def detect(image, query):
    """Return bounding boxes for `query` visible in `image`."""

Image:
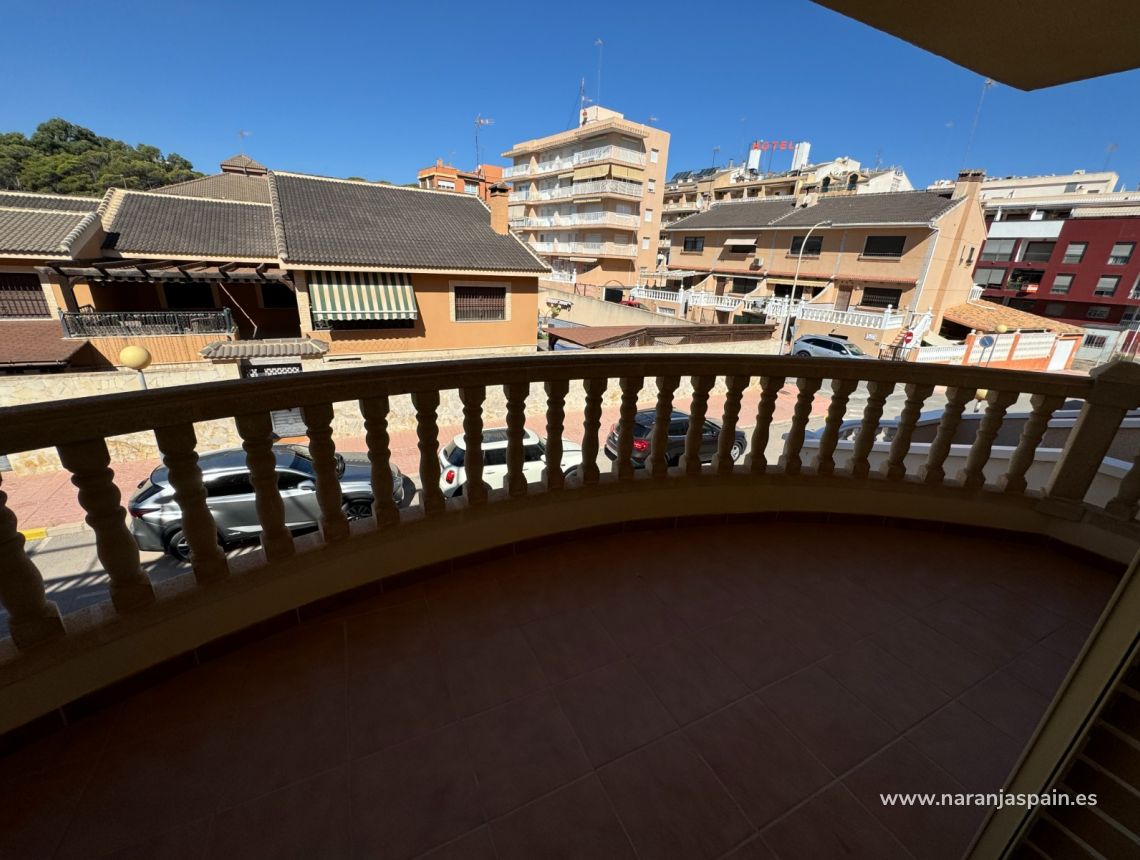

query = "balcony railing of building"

[2,355,1138,733]
[505,147,647,180]
[515,180,644,203]
[515,212,640,230]
[531,241,638,258]
[59,309,236,339]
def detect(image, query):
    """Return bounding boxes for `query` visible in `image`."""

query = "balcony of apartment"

[502,148,647,182]
[58,308,236,339]
[1,354,1137,858]
[532,240,638,259]
[517,180,645,204]
[516,212,640,231]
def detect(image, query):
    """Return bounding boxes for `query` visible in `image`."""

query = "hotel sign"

[757,140,799,151]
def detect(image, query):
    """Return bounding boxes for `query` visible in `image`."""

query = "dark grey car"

[128,444,409,561]
[603,409,747,468]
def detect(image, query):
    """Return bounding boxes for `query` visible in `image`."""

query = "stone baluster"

[503,381,529,497]
[880,383,935,481]
[411,390,445,515]
[613,376,644,481]
[811,378,859,476]
[919,387,976,485]
[780,377,824,476]
[57,439,155,611]
[0,473,65,649]
[234,412,295,561]
[1105,453,1140,520]
[998,394,1065,494]
[1045,361,1140,515]
[580,378,606,486]
[649,374,680,479]
[680,374,715,475]
[360,395,401,527]
[543,379,570,490]
[154,424,229,582]
[458,386,489,505]
[847,380,894,479]
[958,390,1020,490]
[713,374,748,475]
[300,403,351,542]
[745,376,785,474]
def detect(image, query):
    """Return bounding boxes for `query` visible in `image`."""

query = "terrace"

[0,353,1137,859]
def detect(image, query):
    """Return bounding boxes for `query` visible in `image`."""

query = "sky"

[5,0,1139,191]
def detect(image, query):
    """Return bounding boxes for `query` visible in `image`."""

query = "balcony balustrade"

[501,147,647,181]
[59,309,236,338]
[532,241,638,258]
[516,212,640,230]
[1,354,1138,737]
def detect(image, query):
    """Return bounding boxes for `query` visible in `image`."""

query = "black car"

[603,409,747,468]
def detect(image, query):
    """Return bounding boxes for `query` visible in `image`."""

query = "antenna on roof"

[594,39,604,105]
[474,115,494,170]
[1104,142,1119,172]
[962,78,994,167]
[237,129,251,156]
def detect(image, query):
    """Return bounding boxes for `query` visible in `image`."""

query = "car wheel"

[563,465,579,479]
[164,528,201,564]
[730,441,744,462]
[667,454,680,467]
[795,350,811,357]
[342,499,373,520]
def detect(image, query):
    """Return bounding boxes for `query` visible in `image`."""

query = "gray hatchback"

[792,334,874,359]
[128,444,408,561]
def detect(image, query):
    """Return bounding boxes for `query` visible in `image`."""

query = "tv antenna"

[237,129,252,155]
[1104,143,1119,172]
[712,146,721,169]
[594,39,604,105]
[474,115,494,168]
[962,78,994,166]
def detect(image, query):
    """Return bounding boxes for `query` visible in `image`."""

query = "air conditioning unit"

[750,257,764,269]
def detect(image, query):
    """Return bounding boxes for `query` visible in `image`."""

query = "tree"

[0,118,204,196]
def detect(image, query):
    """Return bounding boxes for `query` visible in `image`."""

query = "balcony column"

[503,381,529,497]
[650,375,680,478]
[680,375,715,475]
[542,380,570,490]
[1043,361,1140,517]
[360,395,402,527]
[958,391,1019,490]
[812,378,859,476]
[781,377,825,476]
[234,412,295,561]
[580,378,607,486]
[57,439,156,612]
[881,383,935,481]
[848,380,895,479]
[0,473,65,648]
[1105,453,1140,520]
[612,377,644,481]
[411,391,446,515]
[300,402,350,542]
[713,375,749,475]
[998,394,1065,494]
[154,424,229,582]
[458,386,489,504]
[920,387,977,485]
[746,376,786,474]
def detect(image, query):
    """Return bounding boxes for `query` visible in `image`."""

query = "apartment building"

[638,171,990,356]
[502,106,669,289]
[930,169,1121,199]
[417,160,504,202]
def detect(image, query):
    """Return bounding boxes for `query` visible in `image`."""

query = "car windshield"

[844,343,865,356]
[443,442,465,466]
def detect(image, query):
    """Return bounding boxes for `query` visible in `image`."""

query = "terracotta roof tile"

[0,208,94,255]
[941,301,1085,335]
[104,193,276,259]
[0,320,88,366]
[153,173,270,203]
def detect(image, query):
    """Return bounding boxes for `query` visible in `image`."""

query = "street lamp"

[119,345,152,390]
[780,219,832,352]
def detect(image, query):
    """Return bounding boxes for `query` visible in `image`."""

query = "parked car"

[439,427,584,497]
[603,409,747,468]
[128,444,410,562]
[792,334,874,359]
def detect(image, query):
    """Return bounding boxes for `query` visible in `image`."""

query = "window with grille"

[0,274,50,318]
[860,287,903,309]
[454,286,506,321]
[862,235,906,257]
[683,236,705,252]
[790,235,823,256]
[1094,275,1120,296]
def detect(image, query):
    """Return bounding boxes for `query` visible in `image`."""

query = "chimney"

[488,183,510,235]
[952,169,985,199]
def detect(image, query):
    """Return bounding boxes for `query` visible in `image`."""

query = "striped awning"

[307,271,418,321]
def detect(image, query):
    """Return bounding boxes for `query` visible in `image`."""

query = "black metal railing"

[59,309,235,338]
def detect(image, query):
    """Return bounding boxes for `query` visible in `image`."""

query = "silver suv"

[792,334,874,359]
[439,428,584,497]
[128,444,407,561]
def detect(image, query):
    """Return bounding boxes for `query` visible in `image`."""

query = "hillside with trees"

[0,119,202,197]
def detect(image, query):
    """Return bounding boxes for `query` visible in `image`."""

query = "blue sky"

[6,0,1139,190]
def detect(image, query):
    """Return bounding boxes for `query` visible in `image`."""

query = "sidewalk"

[6,385,822,532]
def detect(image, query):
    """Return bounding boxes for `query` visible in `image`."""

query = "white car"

[439,428,584,497]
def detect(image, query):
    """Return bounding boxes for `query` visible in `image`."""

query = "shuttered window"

[454,286,506,321]
[0,274,50,318]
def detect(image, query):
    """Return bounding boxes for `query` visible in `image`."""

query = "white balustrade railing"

[746,298,904,330]
[913,344,969,364]
[532,241,637,258]
[517,212,640,230]
[631,286,685,303]
[503,163,531,179]
[504,147,646,181]
[1012,331,1060,361]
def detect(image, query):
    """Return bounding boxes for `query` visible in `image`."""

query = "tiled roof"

[199,338,328,360]
[104,193,277,259]
[942,301,1085,335]
[666,191,962,232]
[0,320,89,366]
[270,173,547,271]
[663,199,796,231]
[0,192,99,212]
[153,173,270,204]
[0,207,96,255]
[219,154,267,173]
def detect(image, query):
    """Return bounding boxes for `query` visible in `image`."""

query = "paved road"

[6,383,1042,633]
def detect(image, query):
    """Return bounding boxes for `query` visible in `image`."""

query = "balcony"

[516,212,640,230]
[531,241,638,258]
[502,163,532,179]
[0,356,1137,858]
[526,180,644,203]
[59,309,236,338]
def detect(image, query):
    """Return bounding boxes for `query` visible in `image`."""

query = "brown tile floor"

[0,522,1119,860]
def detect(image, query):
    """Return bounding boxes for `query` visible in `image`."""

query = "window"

[1094,275,1120,296]
[1123,306,1140,323]
[667,419,689,436]
[650,149,659,164]
[682,236,705,253]
[1108,242,1135,265]
[966,246,975,264]
[860,287,903,309]
[437,179,455,190]
[261,283,297,309]
[1132,275,1140,299]
[1087,306,1111,319]
[464,182,480,195]
[163,283,215,310]
[647,179,656,193]
[1051,274,1074,295]
[484,448,508,467]
[980,239,1016,261]
[790,235,823,256]
[276,472,310,491]
[205,474,255,497]
[454,285,506,321]
[730,278,754,294]
[974,269,1006,287]
[641,237,650,250]
[1021,241,1056,263]
[644,208,653,222]
[0,273,49,318]
[1062,242,1087,264]
[523,444,545,463]
[1043,303,1066,316]
[862,235,906,257]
